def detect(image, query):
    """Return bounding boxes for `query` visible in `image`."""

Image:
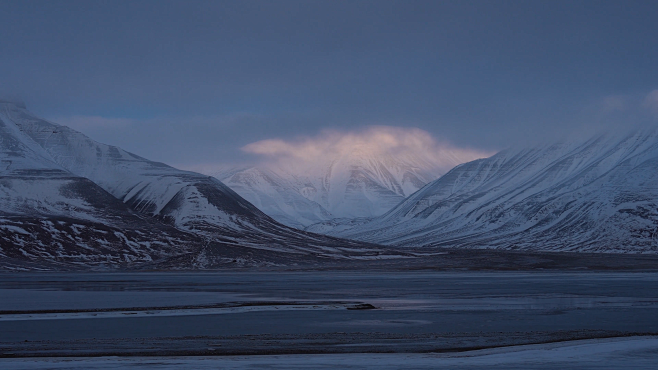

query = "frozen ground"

[2,337,658,369]
[0,271,657,367]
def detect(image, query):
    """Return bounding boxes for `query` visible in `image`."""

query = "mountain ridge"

[325,130,658,253]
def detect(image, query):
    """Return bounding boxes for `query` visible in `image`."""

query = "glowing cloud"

[242,126,493,173]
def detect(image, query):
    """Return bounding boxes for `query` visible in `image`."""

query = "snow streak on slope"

[332,130,658,253]
[207,127,489,228]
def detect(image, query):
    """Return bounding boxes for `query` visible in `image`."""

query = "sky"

[1,0,657,169]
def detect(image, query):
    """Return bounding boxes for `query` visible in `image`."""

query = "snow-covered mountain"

[0,100,200,268]
[328,130,658,253]
[0,101,392,269]
[212,166,333,228]
[211,132,485,228]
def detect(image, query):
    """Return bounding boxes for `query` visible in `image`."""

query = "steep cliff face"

[331,131,658,253]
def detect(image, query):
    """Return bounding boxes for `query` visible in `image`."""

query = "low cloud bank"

[242,126,493,173]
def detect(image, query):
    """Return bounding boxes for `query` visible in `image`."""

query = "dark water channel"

[0,271,657,356]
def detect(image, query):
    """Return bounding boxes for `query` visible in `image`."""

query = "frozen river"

[3,337,658,369]
[1,271,657,368]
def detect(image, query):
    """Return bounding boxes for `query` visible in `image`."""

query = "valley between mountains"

[1,99,658,271]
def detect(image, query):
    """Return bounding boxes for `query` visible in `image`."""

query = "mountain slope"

[0,101,391,269]
[5,104,264,234]
[213,141,481,228]
[332,130,658,253]
[214,167,332,228]
[0,101,202,269]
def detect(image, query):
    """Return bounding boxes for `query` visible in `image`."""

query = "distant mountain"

[212,167,332,228]
[328,130,658,253]
[212,140,482,228]
[0,101,392,269]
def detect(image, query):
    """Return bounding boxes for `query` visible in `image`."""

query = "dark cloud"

[1,0,657,166]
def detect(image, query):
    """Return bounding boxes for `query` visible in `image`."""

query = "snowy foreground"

[1,271,657,369]
[2,337,658,369]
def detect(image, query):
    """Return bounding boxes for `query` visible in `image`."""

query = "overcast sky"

[1,0,657,169]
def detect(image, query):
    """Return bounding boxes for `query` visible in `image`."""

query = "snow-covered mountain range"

[4,98,657,266]
[0,101,390,269]
[324,130,658,253]
[208,129,487,228]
